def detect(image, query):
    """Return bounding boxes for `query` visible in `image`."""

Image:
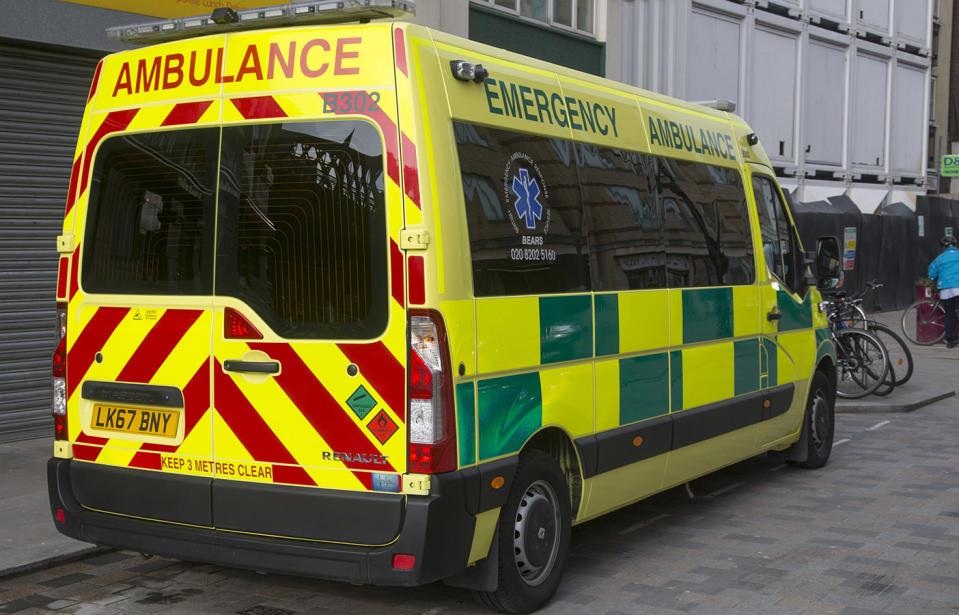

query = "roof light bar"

[107,0,416,44]
[694,98,737,113]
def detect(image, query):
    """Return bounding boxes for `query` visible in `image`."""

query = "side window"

[215,121,388,339]
[83,128,219,295]
[753,174,802,293]
[454,122,588,296]
[658,158,754,288]
[578,144,665,290]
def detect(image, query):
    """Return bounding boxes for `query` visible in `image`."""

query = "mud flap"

[443,526,499,592]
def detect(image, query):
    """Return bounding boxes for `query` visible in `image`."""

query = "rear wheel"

[901,300,945,345]
[475,450,571,614]
[789,370,835,468]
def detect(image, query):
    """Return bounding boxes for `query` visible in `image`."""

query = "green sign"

[941,155,959,177]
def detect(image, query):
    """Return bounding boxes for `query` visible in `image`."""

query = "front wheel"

[475,450,571,614]
[901,299,945,345]
[866,322,914,386]
[834,329,889,398]
[789,370,835,468]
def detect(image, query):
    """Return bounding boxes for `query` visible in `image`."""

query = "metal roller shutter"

[0,42,100,442]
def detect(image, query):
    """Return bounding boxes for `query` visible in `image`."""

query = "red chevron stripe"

[57,257,68,300]
[73,109,139,214]
[87,60,103,102]
[68,246,79,300]
[67,306,130,397]
[249,343,397,479]
[74,443,100,461]
[390,239,404,306]
[408,255,424,305]
[213,363,315,486]
[401,133,420,208]
[66,155,82,215]
[394,28,408,76]
[162,100,214,126]
[230,96,287,119]
[335,341,405,423]
[128,451,161,471]
[116,310,203,384]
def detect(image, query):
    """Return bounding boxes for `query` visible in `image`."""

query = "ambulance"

[48,2,842,612]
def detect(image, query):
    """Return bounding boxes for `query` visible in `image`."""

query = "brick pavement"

[2,400,958,614]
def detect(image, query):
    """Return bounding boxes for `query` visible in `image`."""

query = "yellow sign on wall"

[58,0,277,19]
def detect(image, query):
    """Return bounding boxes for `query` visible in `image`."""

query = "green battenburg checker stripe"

[346,385,376,419]
[540,294,592,364]
[620,353,668,424]
[594,294,619,356]
[734,338,760,395]
[761,337,778,387]
[670,350,683,411]
[477,372,542,461]
[777,290,812,331]
[455,382,476,466]
[683,287,733,343]
[815,327,835,365]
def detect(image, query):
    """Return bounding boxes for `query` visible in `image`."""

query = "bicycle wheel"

[901,299,945,345]
[841,304,868,328]
[866,321,914,386]
[834,329,889,398]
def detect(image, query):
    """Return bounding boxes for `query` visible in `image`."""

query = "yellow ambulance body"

[48,10,837,612]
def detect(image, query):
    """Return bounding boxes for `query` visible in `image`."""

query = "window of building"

[474,0,596,34]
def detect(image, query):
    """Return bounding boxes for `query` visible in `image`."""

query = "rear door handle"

[223,359,280,374]
[767,309,782,322]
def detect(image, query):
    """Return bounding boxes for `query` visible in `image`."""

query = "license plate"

[92,404,178,438]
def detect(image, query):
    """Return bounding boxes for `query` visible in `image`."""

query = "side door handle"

[223,359,280,374]
[767,308,782,322]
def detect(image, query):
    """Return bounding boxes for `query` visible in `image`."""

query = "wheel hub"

[512,480,560,586]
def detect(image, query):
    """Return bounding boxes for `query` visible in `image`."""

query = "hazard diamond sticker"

[347,385,377,420]
[367,409,398,445]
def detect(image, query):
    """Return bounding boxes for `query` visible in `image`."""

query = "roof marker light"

[107,0,417,45]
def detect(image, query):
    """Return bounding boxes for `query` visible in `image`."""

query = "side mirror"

[815,236,842,290]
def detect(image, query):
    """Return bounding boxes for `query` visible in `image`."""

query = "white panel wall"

[855,0,892,35]
[850,49,889,168]
[686,5,743,103]
[894,0,931,47]
[891,60,927,175]
[803,36,848,167]
[806,0,851,25]
[749,20,800,165]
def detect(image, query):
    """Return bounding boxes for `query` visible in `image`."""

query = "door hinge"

[403,473,431,495]
[56,233,76,254]
[399,229,429,250]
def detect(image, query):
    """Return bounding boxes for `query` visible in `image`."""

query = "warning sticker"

[347,385,377,419]
[367,409,398,445]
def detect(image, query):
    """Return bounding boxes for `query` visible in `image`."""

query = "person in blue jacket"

[928,235,959,348]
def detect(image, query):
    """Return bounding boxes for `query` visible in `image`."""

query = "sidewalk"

[1,309,955,579]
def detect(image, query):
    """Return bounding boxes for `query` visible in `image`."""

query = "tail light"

[52,302,68,440]
[407,309,456,474]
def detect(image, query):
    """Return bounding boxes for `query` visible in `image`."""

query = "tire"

[901,300,945,345]
[834,329,889,399]
[475,450,571,614]
[789,371,834,468]
[841,304,868,328]
[865,321,914,387]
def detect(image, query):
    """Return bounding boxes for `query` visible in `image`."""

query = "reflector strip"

[390,240,404,306]
[57,257,68,299]
[162,100,214,126]
[87,60,103,103]
[336,341,405,422]
[401,133,420,207]
[408,255,424,305]
[214,364,316,486]
[68,244,80,300]
[394,28,408,77]
[66,155,82,215]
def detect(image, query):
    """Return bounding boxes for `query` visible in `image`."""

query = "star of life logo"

[511,168,543,230]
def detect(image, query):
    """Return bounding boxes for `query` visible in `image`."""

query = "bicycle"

[901,286,958,345]
[825,281,913,389]
[821,298,890,398]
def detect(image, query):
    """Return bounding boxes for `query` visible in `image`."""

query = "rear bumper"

[47,457,511,586]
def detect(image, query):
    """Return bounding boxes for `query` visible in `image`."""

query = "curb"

[0,546,113,580]
[836,390,955,414]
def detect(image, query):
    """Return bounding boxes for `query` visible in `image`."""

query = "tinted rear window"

[82,121,387,340]
[83,128,218,295]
